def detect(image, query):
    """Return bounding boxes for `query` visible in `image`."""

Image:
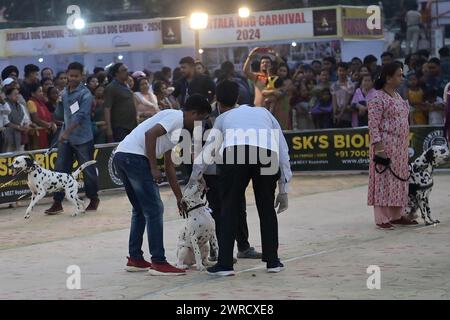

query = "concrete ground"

[0,173,449,300]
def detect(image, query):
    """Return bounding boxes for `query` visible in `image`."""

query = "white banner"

[1,19,163,57]
[196,9,316,46]
[0,6,383,57]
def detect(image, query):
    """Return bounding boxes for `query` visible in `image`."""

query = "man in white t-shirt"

[190,80,292,276]
[113,94,212,276]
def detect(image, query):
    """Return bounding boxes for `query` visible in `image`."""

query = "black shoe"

[207,264,235,277]
[208,256,238,264]
[267,260,285,273]
[237,247,262,259]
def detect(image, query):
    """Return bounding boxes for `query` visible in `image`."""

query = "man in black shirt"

[20,64,40,101]
[172,57,215,107]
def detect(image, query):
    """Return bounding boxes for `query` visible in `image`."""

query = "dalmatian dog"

[176,179,218,272]
[405,145,450,225]
[11,156,97,219]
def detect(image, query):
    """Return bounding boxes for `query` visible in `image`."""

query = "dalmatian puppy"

[11,156,97,219]
[176,179,218,271]
[405,145,450,225]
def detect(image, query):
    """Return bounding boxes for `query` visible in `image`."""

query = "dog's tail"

[72,161,97,179]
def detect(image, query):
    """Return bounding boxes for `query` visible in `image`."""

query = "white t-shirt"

[116,109,183,157]
[193,105,292,186]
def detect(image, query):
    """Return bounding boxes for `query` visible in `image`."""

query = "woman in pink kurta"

[368,63,417,229]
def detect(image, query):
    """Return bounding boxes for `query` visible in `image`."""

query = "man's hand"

[275,193,288,214]
[177,197,188,219]
[151,167,164,184]
[59,131,69,143]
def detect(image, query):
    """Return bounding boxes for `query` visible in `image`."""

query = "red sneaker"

[148,261,186,276]
[125,257,152,272]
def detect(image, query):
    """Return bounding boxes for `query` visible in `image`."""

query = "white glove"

[274,193,288,214]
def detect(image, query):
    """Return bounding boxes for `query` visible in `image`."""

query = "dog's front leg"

[176,246,190,270]
[24,191,46,219]
[422,196,439,224]
[191,237,206,271]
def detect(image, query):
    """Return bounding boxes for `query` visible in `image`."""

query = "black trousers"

[204,174,250,253]
[218,145,280,268]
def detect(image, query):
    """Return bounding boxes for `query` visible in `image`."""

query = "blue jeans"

[113,152,166,262]
[54,140,99,202]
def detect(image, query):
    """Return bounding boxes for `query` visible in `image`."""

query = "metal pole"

[194,30,200,60]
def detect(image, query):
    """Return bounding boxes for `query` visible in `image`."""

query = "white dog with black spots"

[405,145,450,225]
[176,179,218,271]
[11,156,96,219]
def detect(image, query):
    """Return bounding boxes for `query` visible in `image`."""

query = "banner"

[1,18,163,57]
[0,143,185,204]
[0,5,383,57]
[285,126,449,171]
[341,6,383,39]
[2,126,445,204]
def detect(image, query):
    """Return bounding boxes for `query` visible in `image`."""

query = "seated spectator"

[309,69,331,108]
[323,57,338,82]
[86,75,99,95]
[21,64,40,102]
[406,72,428,125]
[27,83,56,150]
[2,87,33,152]
[219,61,254,106]
[93,85,107,144]
[331,62,355,128]
[424,88,445,125]
[133,77,159,122]
[425,58,446,97]
[41,77,54,102]
[350,57,363,75]
[311,60,323,77]
[195,60,210,76]
[381,52,394,67]
[311,88,333,129]
[46,86,63,146]
[41,67,54,80]
[363,55,380,78]
[153,80,175,110]
[55,71,68,92]
[351,74,376,127]
[127,75,135,91]
[290,82,314,130]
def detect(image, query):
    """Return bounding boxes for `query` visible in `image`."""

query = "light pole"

[190,12,208,61]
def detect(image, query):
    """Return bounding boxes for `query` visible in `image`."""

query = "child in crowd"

[331,63,355,128]
[290,83,313,130]
[311,88,333,129]
[406,72,428,125]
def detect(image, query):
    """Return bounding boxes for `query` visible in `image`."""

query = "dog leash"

[374,155,411,182]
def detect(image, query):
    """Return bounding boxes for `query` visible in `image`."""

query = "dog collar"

[186,202,207,214]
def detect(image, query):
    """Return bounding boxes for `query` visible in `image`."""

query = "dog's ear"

[24,156,35,168]
[425,148,435,164]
